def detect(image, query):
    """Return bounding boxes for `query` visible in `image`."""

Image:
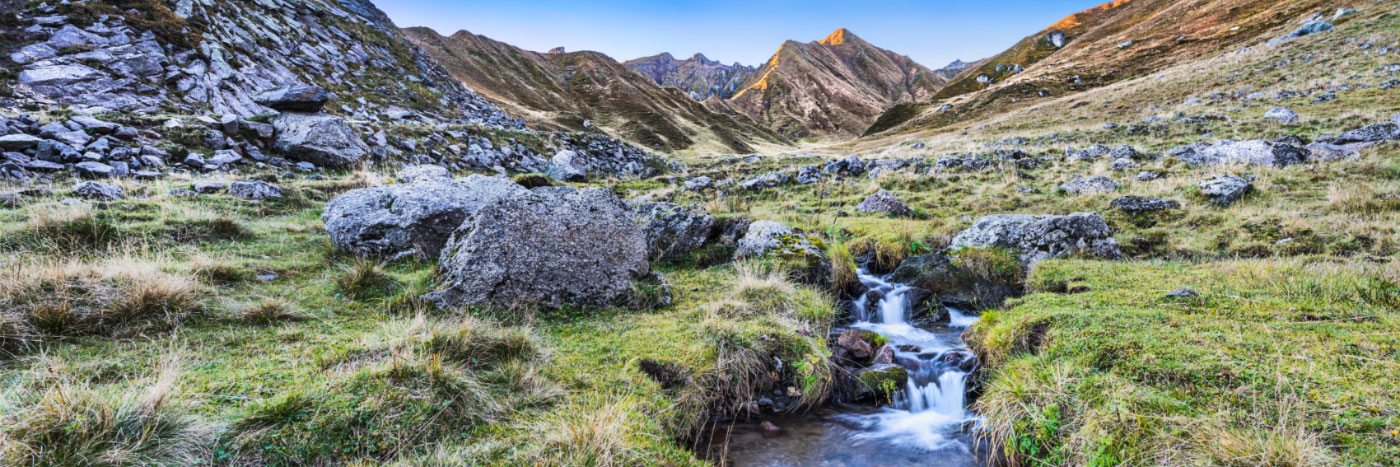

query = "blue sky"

[380,0,1108,69]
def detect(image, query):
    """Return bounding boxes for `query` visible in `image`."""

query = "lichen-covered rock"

[396,164,451,183]
[951,213,1121,267]
[229,180,283,200]
[1332,122,1400,145]
[1172,140,1307,167]
[734,221,821,259]
[630,201,716,261]
[1110,196,1182,215]
[1060,175,1119,195]
[253,85,331,112]
[856,189,914,216]
[272,113,370,168]
[1198,174,1252,207]
[71,181,124,201]
[1303,143,1360,162]
[323,175,526,260]
[425,187,656,309]
[857,364,908,399]
[1264,107,1299,124]
[547,150,587,182]
[890,252,1022,310]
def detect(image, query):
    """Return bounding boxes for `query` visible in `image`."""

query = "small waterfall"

[841,268,980,452]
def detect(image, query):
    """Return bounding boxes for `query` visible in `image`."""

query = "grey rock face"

[74,161,115,179]
[71,181,124,201]
[1173,140,1307,167]
[229,180,283,200]
[426,187,653,309]
[547,150,587,182]
[396,164,451,183]
[1332,122,1399,144]
[823,156,865,176]
[1060,176,1119,195]
[1198,174,1252,207]
[890,253,1021,310]
[1110,196,1181,215]
[683,176,714,191]
[734,220,821,259]
[254,85,331,112]
[324,175,526,260]
[272,113,370,168]
[856,189,914,216]
[0,134,43,150]
[631,201,716,261]
[951,213,1121,267]
[1264,107,1299,124]
[1303,143,1360,162]
[795,165,822,184]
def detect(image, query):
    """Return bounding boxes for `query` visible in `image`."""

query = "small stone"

[71,181,124,201]
[1166,288,1198,299]
[229,180,283,200]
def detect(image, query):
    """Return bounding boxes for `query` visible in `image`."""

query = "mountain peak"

[689,53,712,64]
[819,28,857,46]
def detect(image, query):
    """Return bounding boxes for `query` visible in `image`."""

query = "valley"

[1,0,1398,466]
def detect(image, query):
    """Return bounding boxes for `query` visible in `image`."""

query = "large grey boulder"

[734,220,821,259]
[1110,196,1181,215]
[229,180,284,200]
[951,213,1121,267]
[425,187,655,309]
[856,189,914,216]
[254,85,330,112]
[631,201,716,261]
[1332,122,1399,144]
[547,150,587,182]
[1304,143,1360,162]
[1174,140,1307,167]
[71,181,124,201]
[271,113,369,168]
[890,253,1021,310]
[324,175,526,260]
[1198,174,1252,207]
[1060,176,1119,195]
[0,134,43,150]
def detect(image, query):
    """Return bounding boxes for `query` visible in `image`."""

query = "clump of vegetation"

[335,259,401,301]
[8,203,122,252]
[826,241,859,294]
[236,297,307,325]
[0,257,202,355]
[0,359,215,465]
[227,314,559,462]
[512,173,554,188]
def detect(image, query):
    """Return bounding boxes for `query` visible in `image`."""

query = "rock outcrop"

[631,202,716,262]
[426,187,656,309]
[952,213,1121,267]
[323,175,526,260]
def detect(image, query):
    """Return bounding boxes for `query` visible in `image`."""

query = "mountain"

[727,28,949,138]
[622,53,759,101]
[865,0,1334,136]
[403,28,786,154]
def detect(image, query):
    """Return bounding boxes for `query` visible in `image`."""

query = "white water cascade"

[841,268,980,452]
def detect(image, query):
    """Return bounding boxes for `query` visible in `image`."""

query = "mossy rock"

[857,364,908,400]
[512,173,553,189]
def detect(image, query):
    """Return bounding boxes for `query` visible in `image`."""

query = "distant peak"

[820,28,856,46]
[689,53,711,63]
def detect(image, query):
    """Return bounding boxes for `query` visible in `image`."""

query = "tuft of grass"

[335,259,401,301]
[0,359,215,466]
[531,394,642,467]
[237,297,307,325]
[189,253,247,284]
[0,257,202,350]
[11,203,122,251]
[827,241,859,295]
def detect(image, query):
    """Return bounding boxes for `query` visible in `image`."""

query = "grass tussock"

[0,257,202,355]
[531,394,644,466]
[237,297,308,325]
[10,203,122,251]
[336,258,401,301]
[0,358,215,466]
[228,313,559,462]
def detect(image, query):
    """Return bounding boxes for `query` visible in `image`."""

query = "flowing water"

[711,269,982,466]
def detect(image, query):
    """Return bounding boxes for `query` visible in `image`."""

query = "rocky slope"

[622,53,759,101]
[727,28,949,138]
[0,0,671,184]
[865,0,1336,136]
[403,28,787,154]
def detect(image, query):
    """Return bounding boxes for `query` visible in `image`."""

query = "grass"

[966,258,1400,465]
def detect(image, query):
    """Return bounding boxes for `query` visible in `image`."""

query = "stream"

[710,269,983,466]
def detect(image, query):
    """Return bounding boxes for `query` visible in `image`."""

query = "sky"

[378,0,1109,69]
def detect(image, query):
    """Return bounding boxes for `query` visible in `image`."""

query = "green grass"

[966,258,1400,465]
